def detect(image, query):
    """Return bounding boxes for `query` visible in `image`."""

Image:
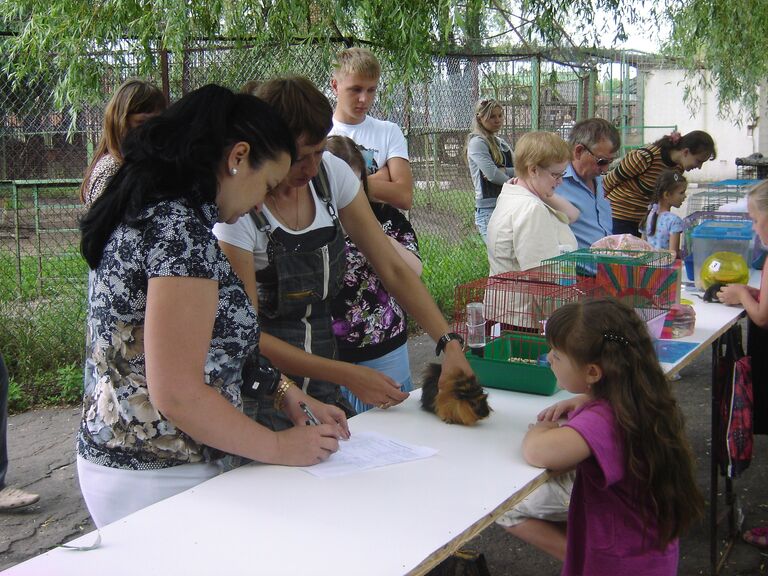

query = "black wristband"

[435,332,465,356]
[241,355,282,399]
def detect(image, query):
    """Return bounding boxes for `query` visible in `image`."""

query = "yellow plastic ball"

[700,251,750,289]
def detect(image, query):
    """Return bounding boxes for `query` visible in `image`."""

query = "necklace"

[268,189,301,231]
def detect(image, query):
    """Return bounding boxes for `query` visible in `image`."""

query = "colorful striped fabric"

[604,145,682,223]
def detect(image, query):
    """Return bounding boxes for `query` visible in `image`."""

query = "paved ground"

[2,332,768,574]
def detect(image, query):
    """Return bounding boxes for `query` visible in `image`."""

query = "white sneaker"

[0,486,40,510]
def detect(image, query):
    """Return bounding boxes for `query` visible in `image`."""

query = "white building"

[639,68,758,182]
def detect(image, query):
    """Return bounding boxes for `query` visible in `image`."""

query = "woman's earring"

[230,168,238,176]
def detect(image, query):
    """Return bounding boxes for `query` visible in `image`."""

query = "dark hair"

[326,135,369,197]
[655,130,716,160]
[79,79,166,203]
[569,118,621,152]
[641,170,688,235]
[546,298,703,548]
[251,76,333,145]
[80,84,296,269]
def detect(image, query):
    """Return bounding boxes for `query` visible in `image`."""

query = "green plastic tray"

[466,333,558,396]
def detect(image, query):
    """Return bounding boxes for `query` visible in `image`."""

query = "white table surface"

[7,272,759,575]
[662,269,760,375]
[5,388,571,576]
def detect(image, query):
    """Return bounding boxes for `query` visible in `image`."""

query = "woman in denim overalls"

[215,76,474,428]
[243,160,355,430]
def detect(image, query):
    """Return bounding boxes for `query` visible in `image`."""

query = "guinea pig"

[420,363,491,425]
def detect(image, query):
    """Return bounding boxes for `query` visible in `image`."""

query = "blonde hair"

[749,180,768,214]
[332,47,381,80]
[514,131,571,178]
[470,99,504,165]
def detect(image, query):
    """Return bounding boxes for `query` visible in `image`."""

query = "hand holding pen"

[298,401,350,439]
[300,402,322,426]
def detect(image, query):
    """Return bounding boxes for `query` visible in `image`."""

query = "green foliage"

[2,0,763,118]
[420,232,489,317]
[7,377,31,413]
[53,362,83,404]
[663,0,768,118]
[1,250,88,300]
[0,295,86,406]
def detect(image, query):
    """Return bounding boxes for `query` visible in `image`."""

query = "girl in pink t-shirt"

[522,298,703,575]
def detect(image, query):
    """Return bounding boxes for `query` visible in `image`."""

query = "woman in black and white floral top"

[77,84,348,528]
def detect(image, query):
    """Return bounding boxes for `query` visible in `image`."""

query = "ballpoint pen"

[299,402,322,426]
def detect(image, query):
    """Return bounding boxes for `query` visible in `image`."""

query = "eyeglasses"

[540,167,566,180]
[581,143,613,167]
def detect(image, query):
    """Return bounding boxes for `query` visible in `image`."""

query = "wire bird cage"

[453,269,594,337]
[539,248,680,326]
[685,179,760,215]
[452,269,596,396]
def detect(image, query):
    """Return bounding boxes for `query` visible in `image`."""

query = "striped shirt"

[604,145,681,223]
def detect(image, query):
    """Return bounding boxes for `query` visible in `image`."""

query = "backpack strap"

[312,160,337,220]
[249,207,271,233]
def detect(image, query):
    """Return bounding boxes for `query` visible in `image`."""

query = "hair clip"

[603,331,629,346]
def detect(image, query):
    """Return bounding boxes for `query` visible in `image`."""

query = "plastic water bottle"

[558,244,576,286]
[466,302,486,357]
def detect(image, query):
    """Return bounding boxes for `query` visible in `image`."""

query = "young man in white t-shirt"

[329,47,413,210]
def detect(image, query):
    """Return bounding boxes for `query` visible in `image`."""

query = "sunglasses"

[581,143,613,167]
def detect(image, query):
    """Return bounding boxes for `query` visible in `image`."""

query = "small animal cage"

[453,269,596,395]
[680,210,751,263]
[453,269,596,338]
[685,180,758,215]
[539,248,679,335]
[735,154,768,180]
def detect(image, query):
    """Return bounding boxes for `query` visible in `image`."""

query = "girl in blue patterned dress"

[641,170,688,258]
[77,84,348,528]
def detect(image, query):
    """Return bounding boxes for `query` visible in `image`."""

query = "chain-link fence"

[0,42,646,393]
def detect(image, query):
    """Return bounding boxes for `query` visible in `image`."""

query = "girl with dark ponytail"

[522,298,703,575]
[605,129,715,236]
[77,84,349,528]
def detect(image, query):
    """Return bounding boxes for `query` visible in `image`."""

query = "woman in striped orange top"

[604,130,716,236]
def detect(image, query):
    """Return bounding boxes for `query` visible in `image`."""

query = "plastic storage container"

[465,333,558,396]
[691,220,753,290]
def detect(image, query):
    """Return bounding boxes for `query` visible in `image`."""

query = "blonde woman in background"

[466,98,515,243]
[79,78,166,206]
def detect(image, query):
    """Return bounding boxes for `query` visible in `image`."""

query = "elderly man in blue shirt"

[557,119,620,248]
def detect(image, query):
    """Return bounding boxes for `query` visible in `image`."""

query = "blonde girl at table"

[718,181,768,548]
[522,298,703,575]
[215,76,473,431]
[79,78,166,206]
[77,85,347,528]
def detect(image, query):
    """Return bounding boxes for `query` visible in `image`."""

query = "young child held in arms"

[641,169,687,258]
[523,298,703,575]
[717,181,768,547]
